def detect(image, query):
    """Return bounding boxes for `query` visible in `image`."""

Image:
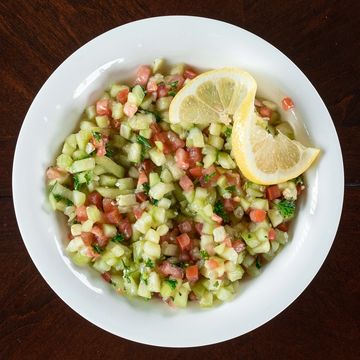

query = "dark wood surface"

[1,1,359,359]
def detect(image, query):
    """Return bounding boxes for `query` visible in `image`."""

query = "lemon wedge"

[169,68,320,185]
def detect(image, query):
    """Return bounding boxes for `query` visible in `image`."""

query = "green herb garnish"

[105,144,114,158]
[203,172,216,183]
[145,259,154,268]
[255,257,262,269]
[168,90,177,97]
[214,200,229,223]
[150,198,159,206]
[137,135,152,149]
[53,194,73,206]
[213,280,219,287]
[84,171,92,184]
[224,127,232,138]
[92,244,102,254]
[200,249,209,260]
[144,109,162,122]
[73,174,81,190]
[143,182,150,195]
[112,233,125,243]
[92,131,102,141]
[225,185,236,193]
[169,80,178,89]
[165,279,177,290]
[277,199,296,219]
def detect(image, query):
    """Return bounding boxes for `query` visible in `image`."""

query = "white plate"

[13,16,344,347]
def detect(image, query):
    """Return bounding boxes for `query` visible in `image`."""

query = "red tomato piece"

[268,228,277,241]
[223,198,237,212]
[249,209,267,223]
[167,131,185,151]
[91,225,109,247]
[140,159,156,175]
[232,239,246,253]
[87,191,103,209]
[116,88,129,104]
[176,233,191,251]
[277,222,289,232]
[135,191,148,202]
[226,173,241,187]
[123,102,138,117]
[134,65,151,87]
[207,259,219,270]
[184,69,198,79]
[281,97,295,111]
[96,143,106,157]
[150,122,162,134]
[102,198,117,213]
[194,222,203,235]
[105,209,122,225]
[199,166,220,188]
[46,167,66,180]
[101,271,112,283]
[179,174,194,191]
[185,265,199,282]
[96,99,111,116]
[146,79,158,93]
[259,106,272,118]
[133,206,143,220]
[189,166,203,178]
[158,261,184,279]
[175,148,190,170]
[224,236,232,247]
[81,232,95,246]
[187,147,203,166]
[266,185,282,200]
[76,205,88,222]
[118,218,132,239]
[211,214,223,224]
[157,83,168,98]
[166,74,184,90]
[178,220,193,234]
[137,171,148,187]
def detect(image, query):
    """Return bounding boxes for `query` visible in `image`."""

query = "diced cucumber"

[86,205,102,222]
[170,63,185,75]
[149,182,174,200]
[115,178,134,190]
[117,194,137,206]
[149,148,166,166]
[51,182,73,202]
[99,175,118,187]
[76,129,92,150]
[95,156,124,178]
[111,102,123,120]
[128,113,153,130]
[56,154,73,170]
[208,135,224,149]
[96,187,128,199]
[268,208,283,227]
[217,152,236,169]
[120,123,132,139]
[85,105,96,120]
[127,143,142,163]
[174,286,190,308]
[69,158,95,174]
[73,190,86,206]
[144,241,161,259]
[186,127,205,147]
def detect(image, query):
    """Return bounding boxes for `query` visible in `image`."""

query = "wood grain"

[1,1,359,359]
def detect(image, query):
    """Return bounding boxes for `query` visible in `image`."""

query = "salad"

[46,60,307,308]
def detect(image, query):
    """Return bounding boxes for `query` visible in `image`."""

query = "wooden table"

[1,1,359,359]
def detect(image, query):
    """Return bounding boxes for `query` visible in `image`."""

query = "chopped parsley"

[105,144,114,158]
[293,175,304,185]
[92,244,102,254]
[277,199,296,219]
[112,233,125,243]
[214,200,229,223]
[150,198,159,206]
[73,174,81,190]
[203,172,216,183]
[200,249,209,260]
[168,90,177,97]
[140,274,148,285]
[213,280,219,287]
[143,109,162,122]
[225,185,236,193]
[165,279,177,290]
[169,80,178,89]
[84,171,92,184]
[145,259,154,268]
[140,146,146,162]
[255,257,262,269]
[142,182,150,195]
[137,135,152,149]
[53,194,73,206]
[92,131,102,141]
[224,127,232,138]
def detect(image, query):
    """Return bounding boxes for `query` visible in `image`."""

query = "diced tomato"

[268,228,277,241]
[281,97,295,111]
[150,122,162,134]
[134,65,151,87]
[184,69,197,79]
[81,232,95,246]
[101,272,112,283]
[116,88,129,104]
[146,79,158,93]
[96,99,111,116]
[178,220,193,234]
[175,148,190,170]
[249,209,267,223]
[85,246,101,260]
[211,214,223,224]
[167,131,185,151]
[76,205,88,222]
[226,173,241,187]
[176,233,191,251]
[152,131,171,154]
[207,258,219,270]
[96,143,106,157]
[91,225,109,247]
[87,191,103,209]
[224,236,232,247]
[102,198,117,213]
[189,166,203,178]
[157,83,168,98]
[185,265,199,282]
[179,175,194,191]
[104,209,122,225]
[266,185,282,200]
[187,147,203,166]
[136,191,148,202]
[223,198,237,212]
[232,239,246,253]
[166,74,184,90]
[123,102,138,117]
[160,228,179,244]
[189,291,197,301]
[179,251,191,262]
[118,218,132,239]
[46,167,66,180]
[277,222,289,232]
[133,206,143,220]
[158,261,184,279]
[140,159,156,175]
[199,166,220,188]
[259,106,272,118]
[297,184,304,196]
[137,171,148,187]
[194,222,203,235]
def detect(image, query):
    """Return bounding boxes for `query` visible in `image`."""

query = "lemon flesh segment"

[232,115,320,185]
[169,68,257,125]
